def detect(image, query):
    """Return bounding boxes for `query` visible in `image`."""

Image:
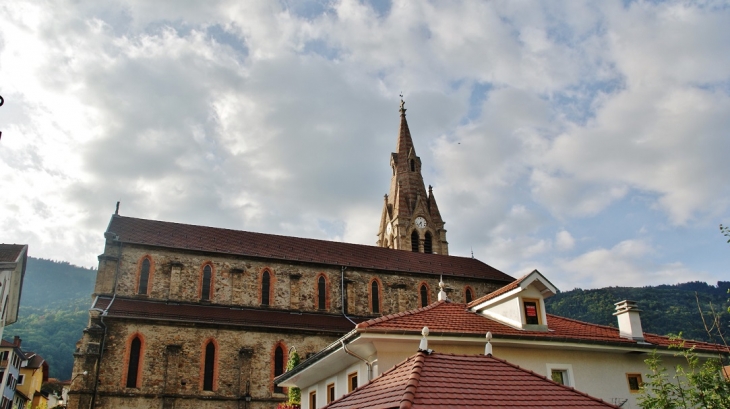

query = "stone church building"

[68,101,514,409]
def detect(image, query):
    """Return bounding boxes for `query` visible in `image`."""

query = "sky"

[1,0,729,291]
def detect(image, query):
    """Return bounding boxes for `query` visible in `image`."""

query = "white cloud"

[1,0,729,288]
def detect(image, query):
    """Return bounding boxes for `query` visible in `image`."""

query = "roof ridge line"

[399,351,426,409]
[357,300,447,329]
[485,354,622,408]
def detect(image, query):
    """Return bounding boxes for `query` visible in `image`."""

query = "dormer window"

[522,298,542,325]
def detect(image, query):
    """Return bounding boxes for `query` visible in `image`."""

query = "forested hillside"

[545,281,730,343]
[5,257,96,379]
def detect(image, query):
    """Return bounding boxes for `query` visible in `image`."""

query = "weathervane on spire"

[399,92,406,115]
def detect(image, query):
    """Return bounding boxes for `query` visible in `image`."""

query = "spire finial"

[115,201,120,215]
[419,326,429,351]
[471,247,474,258]
[485,332,493,356]
[399,93,406,115]
[438,275,447,301]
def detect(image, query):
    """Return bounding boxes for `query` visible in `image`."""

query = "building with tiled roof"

[0,244,27,341]
[277,270,729,409]
[67,102,516,409]
[18,351,49,409]
[321,351,621,409]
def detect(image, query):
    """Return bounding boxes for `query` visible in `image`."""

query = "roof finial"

[471,247,474,258]
[485,332,493,356]
[115,201,120,215]
[438,275,447,301]
[399,93,406,116]
[419,326,429,351]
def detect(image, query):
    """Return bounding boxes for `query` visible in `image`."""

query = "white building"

[277,270,729,409]
[0,244,27,342]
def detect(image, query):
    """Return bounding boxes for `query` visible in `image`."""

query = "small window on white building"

[546,363,574,387]
[347,372,358,393]
[627,373,643,393]
[309,390,317,409]
[327,383,335,403]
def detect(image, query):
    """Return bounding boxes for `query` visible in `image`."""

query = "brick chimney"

[613,300,644,341]
[13,336,21,347]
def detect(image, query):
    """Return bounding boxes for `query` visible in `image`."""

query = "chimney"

[613,300,644,341]
[13,336,21,347]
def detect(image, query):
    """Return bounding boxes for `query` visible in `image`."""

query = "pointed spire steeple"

[396,99,416,157]
[376,98,448,255]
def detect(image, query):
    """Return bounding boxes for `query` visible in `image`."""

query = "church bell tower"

[377,99,448,255]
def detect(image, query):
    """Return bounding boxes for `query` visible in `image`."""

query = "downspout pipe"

[341,340,373,382]
[341,266,356,326]
[90,235,122,408]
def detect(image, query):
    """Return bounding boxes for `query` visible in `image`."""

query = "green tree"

[639,341,730,409]
[286,349,301,406]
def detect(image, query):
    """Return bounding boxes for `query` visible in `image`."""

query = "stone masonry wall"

[71,318,339,409]
[98,244,503,317]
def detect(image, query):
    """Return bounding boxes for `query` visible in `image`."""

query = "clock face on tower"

[415,217,427,229]
[386,223,392,235]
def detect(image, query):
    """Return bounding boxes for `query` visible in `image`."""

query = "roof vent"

[437,276,447,301]
[613,300,644,341]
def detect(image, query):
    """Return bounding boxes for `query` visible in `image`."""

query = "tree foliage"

[286,349,301,406]
[5,257,96,379]
[639,341,730,409]
[545,282,730,343]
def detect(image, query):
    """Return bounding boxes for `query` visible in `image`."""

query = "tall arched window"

[371,280,380,314]
[126,336,142,388]
[465,287,474,303]
[201,265,212,301]
[411,231,419,252]
[138,258,151,295]
[317,275,326,310]
[274,345,284,393]
[261,271,271,306]
[420,284,429,308]
[203,341,216,391]
[424,232,433,254]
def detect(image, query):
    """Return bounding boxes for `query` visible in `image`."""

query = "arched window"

[410,159,415,171]
[424,232,433,254]
[420,284,429,308]
[411,231,419,253]
[465,287,474,303]
[317,275,326,310]
[261,271,271,306]
[203,341,215,391]
[126,336,142,388]
[201,265,212,301]
[274,345,284,393]
[138,258,151,295]
[371,280,380,314]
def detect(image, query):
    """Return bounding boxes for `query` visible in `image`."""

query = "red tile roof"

[0,244,26,263]
[106,215,513,282]
[356,301,728,353]
[94,296,360,333]
[323,351,620,408]
[466,273,528,308]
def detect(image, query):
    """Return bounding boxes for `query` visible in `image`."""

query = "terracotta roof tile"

[94,296,360,333]
[357,301,728,353]
[323,352,621,408]
[107,216,513,282]
[466,273,528,308]
[0,244,26,263]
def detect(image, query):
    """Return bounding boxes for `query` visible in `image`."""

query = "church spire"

[377,99,448,255]
[396,99,416,157]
